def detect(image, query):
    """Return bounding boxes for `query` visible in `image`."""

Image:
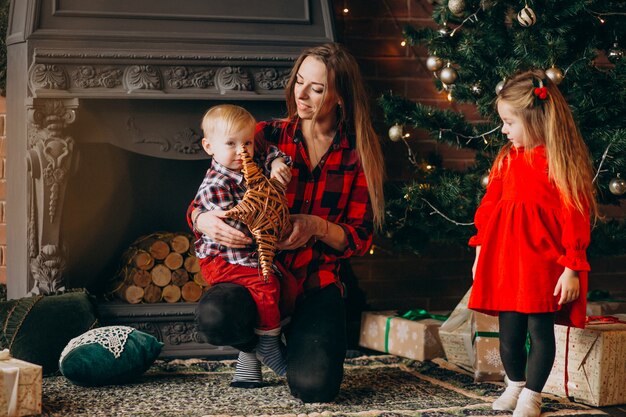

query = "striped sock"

[256,334,287,376]
[230,351,264,388]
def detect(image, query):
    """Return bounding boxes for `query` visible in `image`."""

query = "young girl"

[468,69,597,417]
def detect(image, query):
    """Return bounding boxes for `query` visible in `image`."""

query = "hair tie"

[532,78,548,105]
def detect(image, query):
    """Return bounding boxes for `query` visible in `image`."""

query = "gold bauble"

[448,0,466,17]
[388,124,404,142]
[545,66,564,85]
[480,173,490,188]
[495,79,506,95]
[426,56,444,72]
[517,5,537,27]
[609,176,626,196]
[440,66,458,85]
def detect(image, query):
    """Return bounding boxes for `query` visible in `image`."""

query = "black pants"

[196,283,347,403]
[498,311,556,392]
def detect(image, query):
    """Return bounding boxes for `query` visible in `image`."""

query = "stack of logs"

[114,232,209,304]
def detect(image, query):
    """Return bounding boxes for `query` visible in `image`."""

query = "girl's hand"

[270,158,292,187]
[277,214,320,250]
[472,246,481,280]
[553,267,580,305]
[196,210,252,248]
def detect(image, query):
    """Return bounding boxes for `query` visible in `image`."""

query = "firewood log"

[171,269,190,287]
[149,240,170,260]
[164,252,184,270]
[193,272,208,287]
[184,255,200,273]
[133,251,154,270]
[170,235,190,253]
[162,284,181,303]
[151,264,172,287]
[117,285,144,304]
[181,281,202,302]
[143,284,162,303]
[131,269,152,288]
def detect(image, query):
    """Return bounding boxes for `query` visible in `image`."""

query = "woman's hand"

[553,267,580,305]
[195,210,252,248]
[277,214,320,250]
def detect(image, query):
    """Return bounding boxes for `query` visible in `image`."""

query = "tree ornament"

[517,4,537,27]
[470,82,484,97]
[447,0,466,17]
[225,145,292,281]
[438,24,451,37]
[480,173,490,188]
[426,55,444,72]
[440,64,458,85]
[495,79,506,95]
[609,175,626,196]
[545,66,564,85]
[608,42,624,64]
[388,124,404,142]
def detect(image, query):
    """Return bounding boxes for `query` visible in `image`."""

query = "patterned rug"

[41,355,608,417]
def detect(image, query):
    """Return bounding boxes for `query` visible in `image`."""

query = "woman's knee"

[287,356,344,403]
[195,283,257,346]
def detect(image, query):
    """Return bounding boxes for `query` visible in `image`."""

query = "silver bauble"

[517,5,537,27]
[448,0,466,17]
[609,176,626,195]
[495,79,506,95]
[480,173,490,188]
[471,82,483,97]
[545,66,564,85]
[440,66,458,85]
[438,25,451,37]
[388,124,404,142]
[426,55,444,72]
[608,42,624,64]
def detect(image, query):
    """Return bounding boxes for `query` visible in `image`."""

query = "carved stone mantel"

[28,50,294,100]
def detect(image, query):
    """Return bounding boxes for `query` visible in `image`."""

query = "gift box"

[438,288,504,381]
[472,312,505,382]
[359,310,445,361]
[544,315,626,406]
[586,300,626,316]
[586,290,626,316]
[0,352,42,417]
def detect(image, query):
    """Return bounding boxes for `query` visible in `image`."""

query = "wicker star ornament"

[224,144,292,281]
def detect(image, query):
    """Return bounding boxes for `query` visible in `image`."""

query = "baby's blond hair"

[201,104,256,141]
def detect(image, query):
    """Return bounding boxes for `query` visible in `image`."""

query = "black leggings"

[498,311,556,392]
[196,283,346,403]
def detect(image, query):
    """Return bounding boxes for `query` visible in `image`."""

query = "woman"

[190,43,384,402]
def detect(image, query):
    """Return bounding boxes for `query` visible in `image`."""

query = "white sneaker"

[492,377,525,411]
[513,388,542,417]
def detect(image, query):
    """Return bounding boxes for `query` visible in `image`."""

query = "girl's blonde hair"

[285,43,385,230]
[201,104,256,141]
[494,69,598,218]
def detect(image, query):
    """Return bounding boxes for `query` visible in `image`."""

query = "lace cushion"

[59,326,163,386]
[0,290,98,375]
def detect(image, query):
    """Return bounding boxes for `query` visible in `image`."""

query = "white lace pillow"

[59,325,163,386]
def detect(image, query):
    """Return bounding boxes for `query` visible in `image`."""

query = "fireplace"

[6,0,335,357]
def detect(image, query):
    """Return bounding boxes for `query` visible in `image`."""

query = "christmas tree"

[379,0,626,257]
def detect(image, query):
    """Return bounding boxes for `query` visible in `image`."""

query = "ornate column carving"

[25,98,80,295]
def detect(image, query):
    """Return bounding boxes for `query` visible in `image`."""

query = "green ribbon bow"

[384,309,449,353]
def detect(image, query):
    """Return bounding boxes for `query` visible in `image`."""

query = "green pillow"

[59,326,164,386]
[0,290,98,375]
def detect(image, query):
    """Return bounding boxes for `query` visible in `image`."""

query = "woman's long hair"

[494,69,598,218]
[285,43,385,230]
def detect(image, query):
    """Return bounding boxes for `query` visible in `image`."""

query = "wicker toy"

[224,145,292,281]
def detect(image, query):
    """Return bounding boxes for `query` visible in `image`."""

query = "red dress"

[468,145,589,328]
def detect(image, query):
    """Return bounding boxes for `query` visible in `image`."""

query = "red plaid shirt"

[188,146,290,269]
[256,119,373,295]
